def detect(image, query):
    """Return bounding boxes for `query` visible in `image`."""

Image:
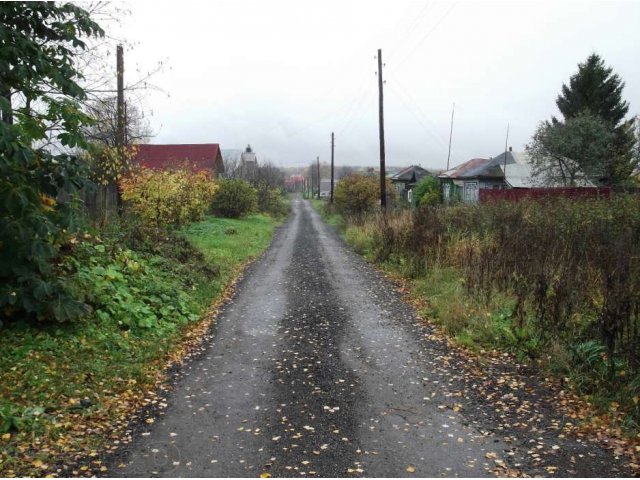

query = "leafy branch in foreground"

[0,2,103,323]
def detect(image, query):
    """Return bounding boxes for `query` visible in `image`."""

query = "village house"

[133,143,225,176]
[390,165,433,204]
[438,149,587,203]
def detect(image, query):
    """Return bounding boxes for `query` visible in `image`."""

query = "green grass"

[183,214,276,278]
[0,214,281,477]
[309,198,341,227]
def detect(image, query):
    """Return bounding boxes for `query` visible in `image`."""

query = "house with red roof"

[133,144,225,176]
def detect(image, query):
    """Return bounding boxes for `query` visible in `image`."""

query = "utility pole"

[330,132,335,204]
[316,156,320,199]
[116,44,125,150]
[115,44,125,218]
[446,102,455,171]
[502,123,510,181]
[377,49,386,210]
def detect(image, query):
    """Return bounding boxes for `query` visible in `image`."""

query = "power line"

[392,3,457,71]
[386,2,433,62]
[388,70,470,162]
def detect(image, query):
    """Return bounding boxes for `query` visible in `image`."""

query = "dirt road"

[111,197,628,477]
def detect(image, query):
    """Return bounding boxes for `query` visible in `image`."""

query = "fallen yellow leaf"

[407,465,416,473]
[1,433,10,441]
[32,459,43,468]
[260,473,271,478]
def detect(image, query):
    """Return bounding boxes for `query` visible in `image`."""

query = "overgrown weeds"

[334,195,640,429]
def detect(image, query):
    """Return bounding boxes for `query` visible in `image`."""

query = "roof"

[490,150,594,188]
[490,151,543,188]
[134,144,224,173]
[439,158,493,179]
[391,165,432,183]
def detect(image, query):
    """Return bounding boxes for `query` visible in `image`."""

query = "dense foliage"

[0,3,103,323]
[119,168,218,228]
[412,176,441,207]
[555,53,629,129]
[528,113,613,185]
[530,53,637,186]
[334,174,395,217]
[342,196,640,424]
[210,179,258,218]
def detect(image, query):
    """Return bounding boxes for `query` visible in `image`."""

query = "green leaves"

[0,3,102,325]
[210,179,257,218]
[68,239,200,330]
[528,113,613,186]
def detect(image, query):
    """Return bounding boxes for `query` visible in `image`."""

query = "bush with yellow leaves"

[120,168,218,228]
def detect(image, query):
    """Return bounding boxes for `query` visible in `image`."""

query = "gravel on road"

[109,197,630,478]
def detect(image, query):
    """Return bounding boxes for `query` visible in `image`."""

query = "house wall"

[441,180,463,203]
[463,179,506,203]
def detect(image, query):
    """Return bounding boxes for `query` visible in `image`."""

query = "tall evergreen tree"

[555,53,629,125]
[554,53,636,185]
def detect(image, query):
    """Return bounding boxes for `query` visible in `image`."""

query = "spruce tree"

[554,53,636,185]
[556,53,629,126]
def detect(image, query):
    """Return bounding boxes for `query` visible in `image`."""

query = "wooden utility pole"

[116,45,125,149]
[113,44,126,218]
[377,49,386,210]
[316,156,320,199]
[330,132,335,204]
[446,103,455,171]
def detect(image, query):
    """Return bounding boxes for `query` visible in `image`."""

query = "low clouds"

[118,1,640,169]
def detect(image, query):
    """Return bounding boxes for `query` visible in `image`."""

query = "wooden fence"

[80,183,119,224]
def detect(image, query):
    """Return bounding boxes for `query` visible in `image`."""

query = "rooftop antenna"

[502,123,510,184]
[446,102,455,171]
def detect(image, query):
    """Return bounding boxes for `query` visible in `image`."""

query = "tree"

[556,54,629,125]
[528,113,613,186]
[210,179,258,218]
[334,174,395,217]
[0,3,103,322]
[554,53,636,185]
[83,95,151,147]
[412,176,441,207]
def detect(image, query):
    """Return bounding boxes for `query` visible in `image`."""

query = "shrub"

[0,3,103,324]
[334,174,395,218]
[64,238,200,330]
[413,176,441,207]
[210,179,258,218]
[258,187,290,217]
[119,168,218,228]
[343,195,640,418]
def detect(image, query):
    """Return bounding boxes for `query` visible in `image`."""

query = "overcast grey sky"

[116,0,640,170]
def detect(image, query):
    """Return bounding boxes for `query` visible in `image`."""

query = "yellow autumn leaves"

[120,167,219,228]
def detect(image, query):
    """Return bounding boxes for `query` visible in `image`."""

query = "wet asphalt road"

[111,197,626,477]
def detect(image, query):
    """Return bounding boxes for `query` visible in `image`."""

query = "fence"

[479,187,613,203]
[80,183,119,224]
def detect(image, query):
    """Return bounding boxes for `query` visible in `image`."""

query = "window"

[464,181,479,203]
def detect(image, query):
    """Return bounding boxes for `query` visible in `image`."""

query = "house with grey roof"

[390,165,433,203]
[439,148,595,203]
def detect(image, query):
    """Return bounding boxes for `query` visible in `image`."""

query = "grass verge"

[309,198,341,227]
[0,214,281,477]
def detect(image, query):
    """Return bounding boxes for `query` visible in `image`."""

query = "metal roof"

[391,165,432,183]
[134,144,224,173]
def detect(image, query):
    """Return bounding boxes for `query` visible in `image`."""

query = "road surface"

[110,197,629,477]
